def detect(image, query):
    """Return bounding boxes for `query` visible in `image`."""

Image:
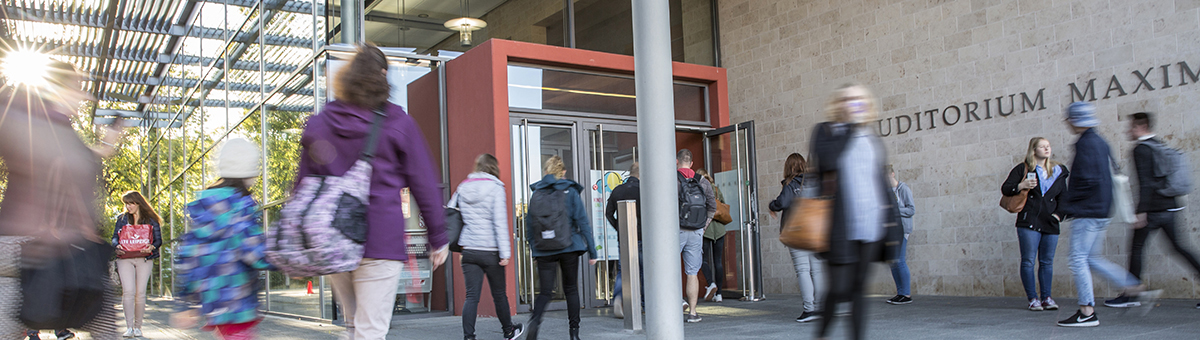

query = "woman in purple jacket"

[295,43,449,340]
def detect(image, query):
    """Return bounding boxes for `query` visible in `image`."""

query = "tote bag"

[779,174,833,252]
[999,164,1030,213]
[116,224,153,258]
[1110,158,1137,224]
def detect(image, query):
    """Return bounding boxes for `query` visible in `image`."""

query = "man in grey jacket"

[886,166,915,305]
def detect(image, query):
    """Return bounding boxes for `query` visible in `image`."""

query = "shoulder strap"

[359,108,388,162]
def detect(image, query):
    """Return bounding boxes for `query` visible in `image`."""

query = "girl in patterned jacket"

[171,138,274,340]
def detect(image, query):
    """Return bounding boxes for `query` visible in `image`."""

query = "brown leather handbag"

[1000,164,1029,213]
[779,174,834,252]
[713,200,733,224]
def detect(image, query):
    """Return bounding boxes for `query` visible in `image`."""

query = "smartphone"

[1026,173,1036,181]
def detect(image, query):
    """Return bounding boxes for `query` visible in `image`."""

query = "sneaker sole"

[1029,307,1044,311]
[1043,305,1058,310]
[686,317,703,323]
[795,316,821,323]
[1103,301,1140,308]
[886,300,912,305]
[1057,320,1099,327]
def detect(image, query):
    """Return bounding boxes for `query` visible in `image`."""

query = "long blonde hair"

[544,155,565,179]
[1024,137,1060,178]
[825,83,879,124]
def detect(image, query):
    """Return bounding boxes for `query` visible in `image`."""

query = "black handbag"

[20,240,113,329]
[444,204,465,253]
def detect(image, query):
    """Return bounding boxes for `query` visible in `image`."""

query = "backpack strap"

[359,107,388,162]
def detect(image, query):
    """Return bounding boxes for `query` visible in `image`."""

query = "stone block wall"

[720,0,1200,299]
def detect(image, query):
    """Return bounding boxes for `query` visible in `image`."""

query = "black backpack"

[678,172,708,230]
[527,187,574,251]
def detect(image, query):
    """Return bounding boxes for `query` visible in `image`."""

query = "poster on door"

[589,170,627,261]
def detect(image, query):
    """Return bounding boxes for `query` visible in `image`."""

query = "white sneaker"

[1029,299,1044,311]
[613,298,624,319]
[122,329,134,338]
[704,283,718,301]
[132,329,142,338]
[713,294,723,302]
[683,300,689,312]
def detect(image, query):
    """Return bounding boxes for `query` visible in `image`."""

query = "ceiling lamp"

[444,0,486,46]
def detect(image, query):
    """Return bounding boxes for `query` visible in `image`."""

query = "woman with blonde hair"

[524,156,597,340]
[768,153,825,322]
[1001,137,1069,311]
[808,83,902,340]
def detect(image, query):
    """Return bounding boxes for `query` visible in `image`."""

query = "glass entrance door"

[582,124,639,308]
[704,121,764,301]
[511,120,577,312]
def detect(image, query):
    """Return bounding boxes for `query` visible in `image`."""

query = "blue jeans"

[1016,228,1058,300]
[889,235,911,296]
[613,242,644,306]
[1069,218,1139,306]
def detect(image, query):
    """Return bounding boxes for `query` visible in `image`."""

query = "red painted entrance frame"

[410,39,729,317]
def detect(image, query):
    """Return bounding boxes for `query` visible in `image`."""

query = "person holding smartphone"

[1001,137,1069,311]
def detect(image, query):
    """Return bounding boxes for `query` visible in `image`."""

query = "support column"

[632,0,684,339]
[340,0,362,44]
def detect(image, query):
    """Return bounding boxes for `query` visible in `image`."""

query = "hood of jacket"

[185,187,258,242]
[458,172,505,205]
[530,174,583,192]
[321,100,383,140]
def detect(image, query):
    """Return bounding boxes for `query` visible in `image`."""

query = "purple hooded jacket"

[295,100,448,261]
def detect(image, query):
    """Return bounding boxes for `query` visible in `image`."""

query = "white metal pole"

[632,0,684,338]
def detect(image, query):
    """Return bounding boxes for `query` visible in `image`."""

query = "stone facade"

[719,0,1200,299]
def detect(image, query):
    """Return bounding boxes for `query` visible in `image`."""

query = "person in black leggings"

[453,154,523,340]
[524,156,598,340]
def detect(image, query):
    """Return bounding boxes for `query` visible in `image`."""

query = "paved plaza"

[36,294,1200,339]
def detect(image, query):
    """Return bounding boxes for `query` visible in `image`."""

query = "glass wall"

[361,0,717,65]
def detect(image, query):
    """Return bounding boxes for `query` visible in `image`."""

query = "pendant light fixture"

[444,0,486,46]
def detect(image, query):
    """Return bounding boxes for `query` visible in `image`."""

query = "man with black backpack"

[676,149,717,323]
[1106,112,1200,309]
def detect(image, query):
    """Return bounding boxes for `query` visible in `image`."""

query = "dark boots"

[570,327,581,340]
[525,319,540,340]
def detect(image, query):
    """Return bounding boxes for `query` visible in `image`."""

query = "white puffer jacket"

[450,172,511,259]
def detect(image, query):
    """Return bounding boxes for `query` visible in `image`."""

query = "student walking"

[1106,112,1200,309]
[295,43,449,339]
[808,83,903,340]
[454,154,523,340]
[676,149,717,323]
[604,162,641,318]
[524,156,598,340]
[111,191,162,338]
[768,153,824,322]
[1001,137,1069,311]
[697,169,727,303]
[887,165,915,305]
[172,138,275,340]
[1056,102,1158,327]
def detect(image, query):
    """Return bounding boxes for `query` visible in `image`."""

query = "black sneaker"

[795,311,821,323]
[1195,302,1199,309]
[504,323,524,340]
[886,295,913,305]
[1104,294,1140,308]
[686,313,702,323]
[1056,310,1099,327]
[54,330,74,340]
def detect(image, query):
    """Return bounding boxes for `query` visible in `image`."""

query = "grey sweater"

[451,172,512,259]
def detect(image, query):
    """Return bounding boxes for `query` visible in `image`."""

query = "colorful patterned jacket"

[175,187,275,327]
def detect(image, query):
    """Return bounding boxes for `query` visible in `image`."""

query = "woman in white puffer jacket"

[453,154,522,340]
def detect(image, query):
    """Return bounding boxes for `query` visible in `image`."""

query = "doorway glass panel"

[511,123,575,309]
[705,122,762,301]
[585,128,638,304]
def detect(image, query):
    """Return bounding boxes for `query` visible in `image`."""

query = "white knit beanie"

[217,138,261,178]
